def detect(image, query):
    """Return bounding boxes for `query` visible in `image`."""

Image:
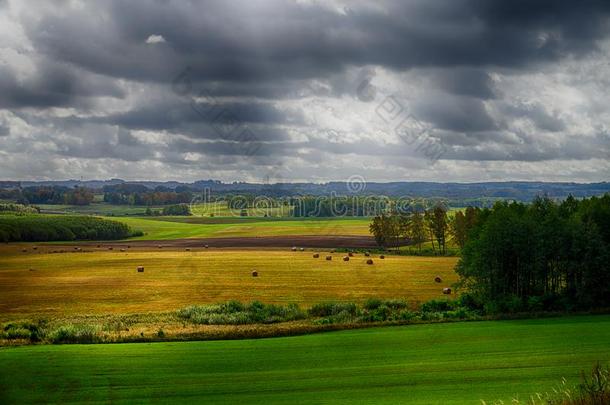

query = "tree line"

[0,215,141,242]
[457,195,610,312]
[369,205,480,255]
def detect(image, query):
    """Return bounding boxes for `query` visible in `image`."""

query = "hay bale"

[185,248,191,251]
[343,256,350,262]
[33,246,38,250]
[443,287,452,295]
[96,245,101,248]
[137,266,144,273]
[364,252,370,257]
[348,252,354,257]
[379,255,385,259]
[366,259,374,265]
[291,246,297,251]
[434,276,442,283]
[120,248,126,252]
[326,255,332,261]
[108,247,113,251]
[204,244,209,249]
[21,248,27,253]
[251,270,258,277]
[330,250,335,253]
[299,247,304,252]
[313,253,320,258]
[158,245,163,249]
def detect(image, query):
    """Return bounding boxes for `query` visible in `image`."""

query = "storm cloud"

[0,0,609,182]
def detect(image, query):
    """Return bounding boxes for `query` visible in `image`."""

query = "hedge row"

[0,214,141,242]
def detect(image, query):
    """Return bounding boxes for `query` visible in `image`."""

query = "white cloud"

[145,34,166,44]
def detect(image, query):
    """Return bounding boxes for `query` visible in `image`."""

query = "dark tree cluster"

[103,184,192,206]
[16,186,94,206]
[457,195,610,312]
[0,215,140,242]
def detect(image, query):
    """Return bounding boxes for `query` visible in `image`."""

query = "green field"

[112,216,371,240]
[1,315,609,404]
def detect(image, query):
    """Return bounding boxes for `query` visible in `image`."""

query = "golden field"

[0,245,458,320]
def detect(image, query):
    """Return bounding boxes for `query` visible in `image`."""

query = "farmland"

[1,315,609,404]
[0,247,458,320]
[111,216,371,240]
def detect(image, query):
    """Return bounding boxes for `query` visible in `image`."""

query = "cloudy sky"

[1,0,609,183]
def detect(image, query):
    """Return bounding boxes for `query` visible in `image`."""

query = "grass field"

[0,248,457,320]
[111,216,371,240]
[1,315,609,404]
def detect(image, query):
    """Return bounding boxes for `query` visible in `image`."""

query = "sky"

[0,0,609,183]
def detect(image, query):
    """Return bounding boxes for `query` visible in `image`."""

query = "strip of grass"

[111,216,371,240]
[1,315,609,404]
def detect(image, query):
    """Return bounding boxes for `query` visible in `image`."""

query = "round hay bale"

[137,266,144,273]
[434,276,442,283]
[204,244,209,249]
[21,248,27,253]
[442,287,452,295]
[97,245,101,248]
[33,246,38,250]
[343,256,350,262]
[299,247,304,252]
[158,245,163,249]
[348,252,354,257]
[313,253,320,258]
[364,252,370,257]
[366,259,374,265]
[185,248,191,251]
[326,255,332,261]
[291,246,297,251]
[379,255,385,259]
[330,250,335,253]
[120,248,126,252]
[251,270,258,277]
[127,245,130,249]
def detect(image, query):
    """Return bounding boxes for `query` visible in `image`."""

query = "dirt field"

[0,246,458,320]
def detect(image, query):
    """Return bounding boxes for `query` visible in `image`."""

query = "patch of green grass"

[111,216,372,240]
[1,315,609,404]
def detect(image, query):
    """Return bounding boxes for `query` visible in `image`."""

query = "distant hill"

[11,179,610,201]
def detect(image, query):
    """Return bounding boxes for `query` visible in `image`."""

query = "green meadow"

[1,315,609,404]
[112,216,371,240]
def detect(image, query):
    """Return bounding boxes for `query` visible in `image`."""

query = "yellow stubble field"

[0,245,459,320]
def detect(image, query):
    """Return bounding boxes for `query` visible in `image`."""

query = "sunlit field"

[0,247,457,320]
[111,216,372,240]
[1,315,608,404]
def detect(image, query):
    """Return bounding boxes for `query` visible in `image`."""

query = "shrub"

[421,299,456,313]
[177,301,305,325]
[2,321,46,341]
[308,302,359,317]
[50,325,100,344]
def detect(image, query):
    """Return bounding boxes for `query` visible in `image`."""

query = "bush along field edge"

[2,296,609,346]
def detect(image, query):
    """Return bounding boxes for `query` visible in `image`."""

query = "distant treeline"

[1,186,94,206]
[102,184,193,205]
[457,194,610,312]
[0,215,141,242]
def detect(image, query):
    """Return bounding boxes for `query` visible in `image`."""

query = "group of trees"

[457,195,610,311]
[14,186,94,206]
[369,206,481,254]
[0,215,139,242]
[103,184,193,206]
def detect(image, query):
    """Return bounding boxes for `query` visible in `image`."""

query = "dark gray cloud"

[0,0,609,181]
